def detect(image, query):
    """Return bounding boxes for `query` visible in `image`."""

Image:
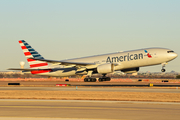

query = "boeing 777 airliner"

[9,40,178,82]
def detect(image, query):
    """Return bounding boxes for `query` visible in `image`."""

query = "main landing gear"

[98,74,111,82]
[161,62,167,72]
[84,74,111,82]
[84,77,97,82]
[84,70,96,82]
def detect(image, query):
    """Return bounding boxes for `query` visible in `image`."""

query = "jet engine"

[121,67,139,74]
[97,63,114,74]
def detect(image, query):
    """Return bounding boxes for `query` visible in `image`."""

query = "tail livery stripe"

[21,46,27,49]
[23,49,29,52]
[31,51,38,54]
[27,59,36,62]
[28,61,47,65]
[19,41,23,43]
[30,63,48,68]
[24,52,41,57]
[28,49,35,51]
[24,52,31,56]
[31,70,52,74]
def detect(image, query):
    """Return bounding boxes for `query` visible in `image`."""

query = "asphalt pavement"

[0,99,179,120]
[0,86,180,93]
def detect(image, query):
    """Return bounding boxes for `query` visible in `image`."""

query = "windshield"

[167,51,174,53]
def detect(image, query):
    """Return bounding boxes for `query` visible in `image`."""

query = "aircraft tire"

[84,78,96,82]
[92,78,97,82]
[98,77,111,82]
[87,78,91,82]
[98,78,103,82]
[84,78,87,82]
[161,69,166,72]
[106,77,111,81]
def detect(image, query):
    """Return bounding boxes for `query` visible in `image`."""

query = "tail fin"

[19,40,49,69]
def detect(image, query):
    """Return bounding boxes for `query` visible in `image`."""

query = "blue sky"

[0,0,180,72]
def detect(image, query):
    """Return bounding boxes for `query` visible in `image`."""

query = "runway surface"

[1,81,180,87]
[0,99,180,120]
[0,86,180,93]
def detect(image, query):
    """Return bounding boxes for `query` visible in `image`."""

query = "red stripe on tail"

[31,69,52,74]
[27,59,36,62]
[24,52,31,56]
[30,63,48,68]
[19,41,23,43]
[21,46,27,49]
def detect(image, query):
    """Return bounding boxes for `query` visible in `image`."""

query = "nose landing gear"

[161,62,168,72]
[161,68,166,72]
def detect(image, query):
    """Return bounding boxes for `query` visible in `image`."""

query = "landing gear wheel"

[87,78,91,82]
[98,78,103,82]
[98,77,111,82]
[161,62,167,73]
[84,78,87,82]
[161,69,166,72]
[92,78,97,82]
[106,77,111,81]
[84,78,96,82]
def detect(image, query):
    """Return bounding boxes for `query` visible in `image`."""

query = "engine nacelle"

[121,67,139,74]
[97,63,114,74]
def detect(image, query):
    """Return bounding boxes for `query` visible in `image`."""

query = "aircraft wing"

[31,58,96,66]
[8,68,51,71]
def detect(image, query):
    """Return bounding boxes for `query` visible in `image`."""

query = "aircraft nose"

[169,53,178,59]
[174,53,178,58]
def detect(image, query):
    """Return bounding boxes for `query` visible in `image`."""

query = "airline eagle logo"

[144,50,152,58]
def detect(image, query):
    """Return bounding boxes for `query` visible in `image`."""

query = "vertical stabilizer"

[19,40,50,74]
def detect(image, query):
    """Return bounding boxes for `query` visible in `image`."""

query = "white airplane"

[9,40,178,82]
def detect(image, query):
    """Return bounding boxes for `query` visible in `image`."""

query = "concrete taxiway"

[0,99,180,120]
[0,86,180,93]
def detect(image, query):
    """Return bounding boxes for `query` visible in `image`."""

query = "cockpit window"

[167,51,174,53]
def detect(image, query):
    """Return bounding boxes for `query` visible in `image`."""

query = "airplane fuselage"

[41,48,177,77]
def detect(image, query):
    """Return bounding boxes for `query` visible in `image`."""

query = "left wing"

[8,68,52,71]
[31,58,96,66]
